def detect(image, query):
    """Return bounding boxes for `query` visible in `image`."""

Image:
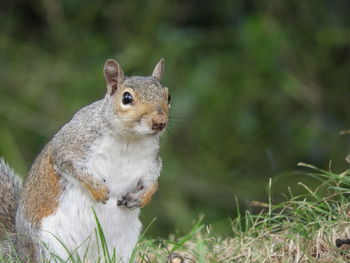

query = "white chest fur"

[40,134,161,262]
[88,134,161,199]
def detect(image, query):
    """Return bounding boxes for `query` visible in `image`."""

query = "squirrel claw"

[117,194,141,209]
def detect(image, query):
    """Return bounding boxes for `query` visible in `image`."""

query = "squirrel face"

[103,59,170,137]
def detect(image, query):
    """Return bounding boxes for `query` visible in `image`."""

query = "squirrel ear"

[103,59,125,95]
[152,58,165,81]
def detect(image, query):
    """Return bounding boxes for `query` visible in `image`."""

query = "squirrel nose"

[152,121,166,131]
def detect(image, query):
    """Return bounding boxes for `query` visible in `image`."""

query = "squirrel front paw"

[84,178,110,204]
[117,193,141,209]
[117,181,158,209]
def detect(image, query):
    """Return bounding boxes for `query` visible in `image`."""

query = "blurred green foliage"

[1,0,350,237]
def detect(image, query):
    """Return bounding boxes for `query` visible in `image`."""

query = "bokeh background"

[1,0,350,238]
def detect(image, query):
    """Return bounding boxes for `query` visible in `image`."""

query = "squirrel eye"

[122,92,133,105]
[168,94,171,103]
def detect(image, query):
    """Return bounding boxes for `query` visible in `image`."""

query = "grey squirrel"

[0,58,170,262]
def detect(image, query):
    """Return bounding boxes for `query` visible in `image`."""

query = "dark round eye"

[168,94,171,103]
[122,92,133,105]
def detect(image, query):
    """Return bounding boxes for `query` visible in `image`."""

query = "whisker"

[168,115,193,121]
[167,120,182,124]
[165,126,172,135]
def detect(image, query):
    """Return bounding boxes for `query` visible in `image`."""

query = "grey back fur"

[0,159,22,237]
[0,159,22,260]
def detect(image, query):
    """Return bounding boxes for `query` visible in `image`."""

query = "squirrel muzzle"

[151,111,168,131]
[152,121,166,131]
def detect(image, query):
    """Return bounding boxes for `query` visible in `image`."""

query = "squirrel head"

[103,59,170,137]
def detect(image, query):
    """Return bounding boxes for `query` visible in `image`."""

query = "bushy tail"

[0,158,22,239]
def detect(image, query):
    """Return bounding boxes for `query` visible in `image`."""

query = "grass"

[134,163,350,262]
[2,163,350,262]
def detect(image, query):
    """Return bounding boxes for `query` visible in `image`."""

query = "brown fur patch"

[140,181,158,207]
[21,144,62,227]
[81,177,109,203]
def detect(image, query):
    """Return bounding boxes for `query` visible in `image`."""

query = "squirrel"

[0,58,170,262]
